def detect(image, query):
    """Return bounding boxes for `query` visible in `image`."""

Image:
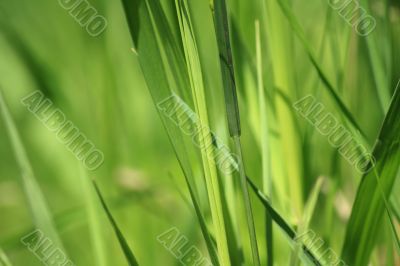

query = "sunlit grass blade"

[175,0,231,264]
[120,1,220,264]
[341,84,400,265]
[92,180,139,266]
[0,89,65,252]
[255,19,273,266]
[264,0,304,217]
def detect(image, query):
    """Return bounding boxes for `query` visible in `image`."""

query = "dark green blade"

[92,181,139,266]
[341,84,400,265]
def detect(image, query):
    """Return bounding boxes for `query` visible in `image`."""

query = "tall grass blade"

[120,0,221,264]
[212,1,261,264]
[212,0,241,137]
[175,0,231,264]
[79,166,107,266]
[92,180,139,266]
[0,89,65,252]
[255,19,273,266]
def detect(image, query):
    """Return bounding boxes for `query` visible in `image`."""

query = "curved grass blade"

[0,89,65,253]
[341,83,400,265]
[92,180,139,266]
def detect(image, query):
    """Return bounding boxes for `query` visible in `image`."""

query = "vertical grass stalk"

[213,0,260,264]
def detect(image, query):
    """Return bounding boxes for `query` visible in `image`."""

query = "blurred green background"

[0,0,399,265]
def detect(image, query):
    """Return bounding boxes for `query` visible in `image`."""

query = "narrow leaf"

[92,180,139,266]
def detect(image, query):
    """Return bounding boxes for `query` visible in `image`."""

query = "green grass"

[0,0,399,265]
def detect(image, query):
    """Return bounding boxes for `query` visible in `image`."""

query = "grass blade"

[290,177,323,266]
[213,0,261,264]
[0,89,65,252]
[79,166,107,266]
[273,0,367,141]
[341,83,400,265]
[246,177,322,266]
[92,180,139,266]
[212,0,241,137]
[120,0,221,263]
[175,0,231,263]
[255,19,273,266]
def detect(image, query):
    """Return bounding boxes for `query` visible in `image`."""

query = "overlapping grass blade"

[212,0,260,264]
[92,180,139,266]
[290,177,323,266]
[169,170,220,266]
[175,0,231,264]
[212,0,240,137]
[0,90,65,252]
[341,84,400,265]
[246,177,322,266]
[120,0,222,264]
[273,0,367,142]
[264,0,304,217]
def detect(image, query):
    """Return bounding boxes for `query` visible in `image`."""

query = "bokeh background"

[0,0,399,265]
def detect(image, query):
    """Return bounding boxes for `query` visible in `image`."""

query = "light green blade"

[79,166,107,266]
[0,90,65,253]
